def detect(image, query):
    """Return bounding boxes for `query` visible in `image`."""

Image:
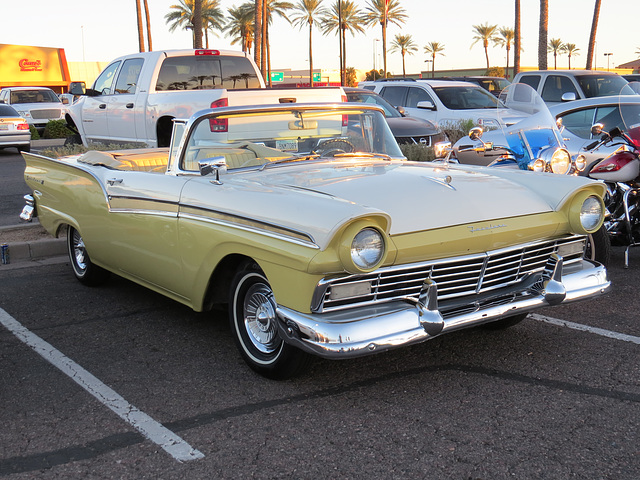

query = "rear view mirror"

[561,92,577,102]
[69,82,86,96]
[416,100,436,111]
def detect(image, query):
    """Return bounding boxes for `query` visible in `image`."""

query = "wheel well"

[203,254,257,310]
[156,116,174,148]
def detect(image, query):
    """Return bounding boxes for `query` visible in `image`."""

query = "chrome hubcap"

[243,283,279,354]
[73,231,87,271]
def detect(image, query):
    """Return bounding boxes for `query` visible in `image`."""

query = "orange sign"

[0,43,70,89]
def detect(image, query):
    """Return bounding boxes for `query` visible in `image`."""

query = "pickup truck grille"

[315,235,586,313]
[30,109,62,120]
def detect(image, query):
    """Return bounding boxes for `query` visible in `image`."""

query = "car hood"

[183,160,593,249]
[386,116,439,136]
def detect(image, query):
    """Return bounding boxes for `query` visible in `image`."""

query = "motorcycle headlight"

[351,228,384,270]
[574,154,587,172]
[531,158,546,172]
[580,196,603,232]
[549,148,571,174]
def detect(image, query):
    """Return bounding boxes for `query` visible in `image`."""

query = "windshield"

[576,74,636,98]
[345,90,401,118]
[432,86,500,110]
[180,105,403,172]
[10,89,60,104]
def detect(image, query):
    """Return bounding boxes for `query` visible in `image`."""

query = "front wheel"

[67,227,110,286]
[585,225,611,266]
[229,263,310,379]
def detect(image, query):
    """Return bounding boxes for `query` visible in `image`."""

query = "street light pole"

[604,52,613,71]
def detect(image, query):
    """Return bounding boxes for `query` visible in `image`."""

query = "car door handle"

[126,103,134,109]
[99,104,106,109]
[107,178,123,186]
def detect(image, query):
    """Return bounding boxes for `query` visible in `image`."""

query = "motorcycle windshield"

[619,85,640,148]
[497,83,564,170]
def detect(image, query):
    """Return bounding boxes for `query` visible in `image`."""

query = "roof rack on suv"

[375,78,417,82]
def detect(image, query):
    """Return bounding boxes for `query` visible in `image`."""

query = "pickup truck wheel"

[229,264,311,379]
[68,227,110,286]
[481,313,528,330]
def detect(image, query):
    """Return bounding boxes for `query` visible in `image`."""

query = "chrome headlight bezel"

[568,193,605,234]
[350,228,385,270]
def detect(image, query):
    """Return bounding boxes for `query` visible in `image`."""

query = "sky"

[2,0,638,77]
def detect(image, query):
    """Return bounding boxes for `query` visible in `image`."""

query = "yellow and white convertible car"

[21,103,611,379]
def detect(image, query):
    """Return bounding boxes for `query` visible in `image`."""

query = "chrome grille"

[316,236,585,313]
[30,109,62,120]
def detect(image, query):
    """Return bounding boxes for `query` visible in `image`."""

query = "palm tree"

[165,0,226,49]
[255,0,264,77]
[390,34,417,77]
[136,0,145,52]
[363,0,407,78]
[471,23,499,70]
[291,0,328,87]
[496,27,514,78]
[548,38,564,70]
[423,41,445,79]
[564,43,580,70]
[143,0,152,51]
[538,0,548,70]
[514,0,521,75]
[224,5,254,54]
[321,0,365,85]
[263,0,293,86]
[586,0,601,69]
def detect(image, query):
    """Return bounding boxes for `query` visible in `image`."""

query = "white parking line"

[0,308,204,463]
[530,313,640,345]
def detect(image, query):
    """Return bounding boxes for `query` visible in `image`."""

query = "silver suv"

[0,86,67,133]
[512,70,636,105]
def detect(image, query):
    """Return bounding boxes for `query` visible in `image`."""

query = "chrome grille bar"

[316,235,586,313]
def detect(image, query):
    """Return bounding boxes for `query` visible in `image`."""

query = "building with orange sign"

[0,43,73,93]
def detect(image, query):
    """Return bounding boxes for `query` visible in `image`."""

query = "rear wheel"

[229,262,310,379]
[67,227,110,286]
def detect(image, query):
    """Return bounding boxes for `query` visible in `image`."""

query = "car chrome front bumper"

[276,257,610,359]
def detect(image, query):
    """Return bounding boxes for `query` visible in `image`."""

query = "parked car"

[0,86,67,133]
[622,74,640,83]
[358,78,526,129]
[550,95,640,173]
[20,102,610,379]
[512,70,636,105]
[0,104,30,152]
[343,87,448,149]
[437,76,511,97]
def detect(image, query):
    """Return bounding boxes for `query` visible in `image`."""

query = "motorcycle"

[584,110,640,268]
[442,82,609,264]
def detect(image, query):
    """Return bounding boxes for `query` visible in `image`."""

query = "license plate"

[0,124,8,130]
[276,139,298,152]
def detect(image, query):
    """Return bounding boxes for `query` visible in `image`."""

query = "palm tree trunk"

[506,45,510,78]
[514,0,521,75]
[342,26,347,85]
[262,0,268,79]
[309,22,314,87]
[585,0,601,70]
[267,25,272,87]
[484,41,490,70]
[136,0,145,52]
[382,17,387,77]
[538,0,548,70]
[255,0,263,76]
[143,0,152,51]
[193,0,203,49]
[431,53,435,78]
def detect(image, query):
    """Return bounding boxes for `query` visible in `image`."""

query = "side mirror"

[396,105,406,115]
[68,82,86,96]
[468,126,484,141]
[416,100,436,111]
[199,156,227,184]
[591,123,604,136]
[561,92,577,102]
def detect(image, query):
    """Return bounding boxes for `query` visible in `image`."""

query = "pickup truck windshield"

[156,55,262,91]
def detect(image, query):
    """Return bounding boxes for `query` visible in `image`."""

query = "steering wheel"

[315,139,355,157]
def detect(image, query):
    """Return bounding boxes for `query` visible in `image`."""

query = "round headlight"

[531,158,546,172]
[550,148,571,174]
[574,154,587,172]
[580,196,603,232]
[351,228,384,270]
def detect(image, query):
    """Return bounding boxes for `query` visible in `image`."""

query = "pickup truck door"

[106,58,145,143]
[81,61,121,142]
[101,171,191,301]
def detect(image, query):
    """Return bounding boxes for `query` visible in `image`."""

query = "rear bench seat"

[77,149,169,172]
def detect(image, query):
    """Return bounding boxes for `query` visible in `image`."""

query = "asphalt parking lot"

[1,148,639,479]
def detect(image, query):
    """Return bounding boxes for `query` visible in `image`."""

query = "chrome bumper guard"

[276,256,610,359]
